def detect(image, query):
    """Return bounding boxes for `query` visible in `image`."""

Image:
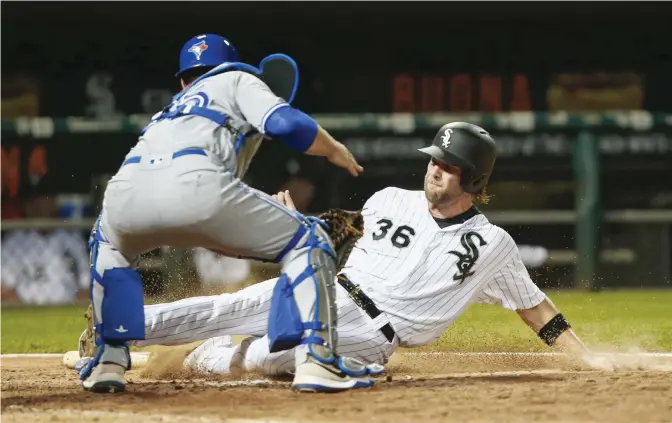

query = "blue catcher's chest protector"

[140,62,262,155]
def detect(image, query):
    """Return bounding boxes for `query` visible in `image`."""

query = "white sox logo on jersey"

[441,128,454,148]
[448,231,487,284]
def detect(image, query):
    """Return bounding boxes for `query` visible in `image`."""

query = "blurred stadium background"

[2,2,671,308]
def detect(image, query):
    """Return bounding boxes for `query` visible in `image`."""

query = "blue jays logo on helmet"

[188,41,209,61]
[176,34,240,78]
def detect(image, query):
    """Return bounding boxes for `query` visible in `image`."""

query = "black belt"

[337,274,396,343]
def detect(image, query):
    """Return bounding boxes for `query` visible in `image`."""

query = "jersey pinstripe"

[341,187,546,347]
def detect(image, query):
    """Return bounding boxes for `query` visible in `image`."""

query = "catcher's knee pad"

[268,220,338,364]
[89,218,145,344]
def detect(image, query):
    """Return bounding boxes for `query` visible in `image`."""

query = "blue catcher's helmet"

[176,34,239,77]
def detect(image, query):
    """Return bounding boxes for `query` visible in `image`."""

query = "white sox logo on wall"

[189,41,209,60]
[448,231,487,284]
[441,128,454,148]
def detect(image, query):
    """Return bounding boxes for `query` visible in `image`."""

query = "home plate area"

[1,351,671,423]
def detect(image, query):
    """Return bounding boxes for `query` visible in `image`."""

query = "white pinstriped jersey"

[339,187,546,347]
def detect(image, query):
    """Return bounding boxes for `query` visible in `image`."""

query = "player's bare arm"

[263,108,362,177]
[304,126,363,177]
[517,299,616,370]
[234,73,363,178]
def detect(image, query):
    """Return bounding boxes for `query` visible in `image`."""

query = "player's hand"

[327,142,364,177]
[273,190,297,211]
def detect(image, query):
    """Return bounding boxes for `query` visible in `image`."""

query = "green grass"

[1,304,89,354]
[2,290,671,354]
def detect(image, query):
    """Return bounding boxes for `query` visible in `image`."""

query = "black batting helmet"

[418,122,497,194]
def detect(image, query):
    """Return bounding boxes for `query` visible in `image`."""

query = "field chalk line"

[3,351,672,358]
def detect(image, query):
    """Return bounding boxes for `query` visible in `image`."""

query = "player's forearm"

[264,105,362,176]
[517,299,592,360]
[303,126,342,157]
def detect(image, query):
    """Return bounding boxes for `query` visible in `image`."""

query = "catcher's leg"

[272,221,380,392]
[198,181,381,392]
[79,215,144,394]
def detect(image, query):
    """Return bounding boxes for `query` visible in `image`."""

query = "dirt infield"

[2,353,671,423]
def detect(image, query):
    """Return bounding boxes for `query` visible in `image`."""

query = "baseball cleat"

[365,363,385,376]
[80,344,130,394]
[291,355,375,393]
[183,336,237,374]
[81,363,127,393]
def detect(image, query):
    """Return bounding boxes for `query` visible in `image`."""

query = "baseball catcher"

[79,32,381,394]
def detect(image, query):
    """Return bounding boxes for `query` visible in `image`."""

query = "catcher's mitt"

[314,209,364,272]
[79,304,96,358]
